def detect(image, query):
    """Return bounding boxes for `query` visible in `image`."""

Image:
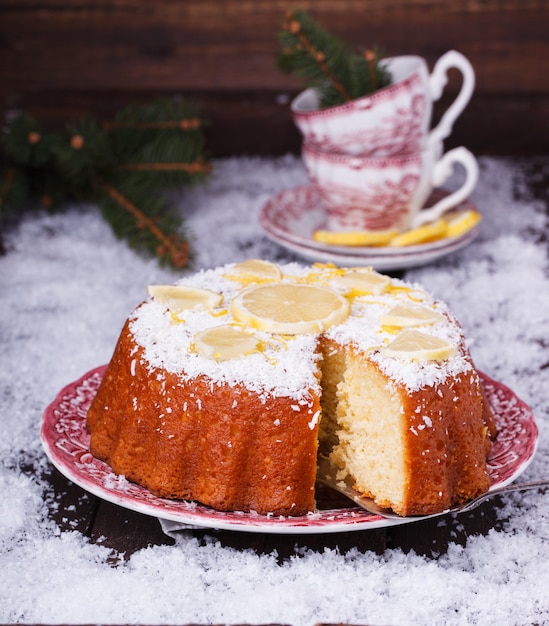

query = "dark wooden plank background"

[43,463,502,561]
[1,0,548,157]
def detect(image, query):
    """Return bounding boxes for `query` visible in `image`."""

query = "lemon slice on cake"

[231,283,350,335]
[380,304,444,328]
[330,268,392,296]
[225,259,282,284]
[148,284,223,312]
[194,325,258,361]
[381,329,457,361]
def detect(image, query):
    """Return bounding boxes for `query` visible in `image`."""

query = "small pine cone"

[289,20,301,34]
[71,135,85,150]
[28,131,41,144]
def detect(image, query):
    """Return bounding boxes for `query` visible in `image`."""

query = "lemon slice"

[148,284,223,312]
[231,283,350,335]
[194,325,258,361]
[225,259,282,283]
[381,329,457,361]
[445,209,481,238]
[330,268,392,296]
[380,304,444,328]
[313,229,399,247]
[389,219,448,247]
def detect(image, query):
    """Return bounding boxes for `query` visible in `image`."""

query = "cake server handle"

[449,478,549,514]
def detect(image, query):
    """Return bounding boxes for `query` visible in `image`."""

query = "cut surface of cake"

[86,260,496,517]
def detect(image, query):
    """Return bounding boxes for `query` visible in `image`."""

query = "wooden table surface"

[41,460,502,561]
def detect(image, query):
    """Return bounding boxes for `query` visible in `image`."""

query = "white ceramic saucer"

[259,185,480,271]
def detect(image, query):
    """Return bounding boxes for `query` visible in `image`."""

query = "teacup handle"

[411,147,479,228]
[427,50,475,146]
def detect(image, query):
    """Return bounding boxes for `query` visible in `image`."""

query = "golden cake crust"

[381,367,492,515]
[87,320,320,516]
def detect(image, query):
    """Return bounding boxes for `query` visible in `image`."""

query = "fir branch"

[107,98,206,159]
[112,98,202,126]
[101,182,191,269]
[278,9,391,109]
[115,161,211,174]
[0,97,210,269]
[104,119,202,131]
[279,9,351,102]
[54,118,114,193]
[1,114,57,168]
[0,167,31,217]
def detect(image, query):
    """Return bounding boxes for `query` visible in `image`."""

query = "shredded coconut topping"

[129,262,472,398]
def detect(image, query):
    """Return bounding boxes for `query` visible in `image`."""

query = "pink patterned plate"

[260,185,480,271]
[41,367,538,535]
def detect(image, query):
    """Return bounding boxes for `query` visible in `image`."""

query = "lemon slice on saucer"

[194,325,258,361]
[225,259,282,283]
[445,209,482,238]
[389,219,448,247]
[148,284,223,312]
[231,283,350,334]
[380,304,444,328]
[312,229,399,247]
[381,329,457,361]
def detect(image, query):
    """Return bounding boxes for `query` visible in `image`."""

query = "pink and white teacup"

[292,50,475,158]
[302,141,479,232]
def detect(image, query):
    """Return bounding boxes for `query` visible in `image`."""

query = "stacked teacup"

[291,50,479,235]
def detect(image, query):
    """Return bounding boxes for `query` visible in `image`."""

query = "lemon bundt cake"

[86,260,496,517]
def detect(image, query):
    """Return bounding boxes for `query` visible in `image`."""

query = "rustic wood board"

[1,1,548,153]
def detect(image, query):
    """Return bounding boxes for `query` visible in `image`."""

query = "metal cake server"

[316,456,549,520]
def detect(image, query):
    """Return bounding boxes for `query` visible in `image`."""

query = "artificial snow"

[1,155,548,625]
